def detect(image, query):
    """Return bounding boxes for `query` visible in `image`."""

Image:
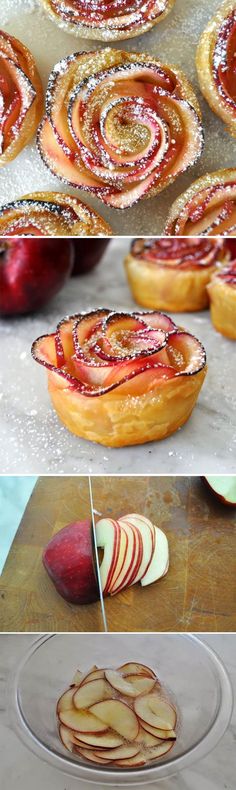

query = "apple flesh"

[57,661,177,768]
[0,239,73,315]
[71,240,110,276]
[203,476,236,506]
[42,520,99,604]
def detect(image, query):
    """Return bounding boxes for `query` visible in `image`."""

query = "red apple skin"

[71,240,110,276]
[225,240,236,259]
[42,520,99,604]
[202,477,236,507]
[0,239,74,316]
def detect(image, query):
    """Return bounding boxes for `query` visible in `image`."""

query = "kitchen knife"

[88,476,108,632]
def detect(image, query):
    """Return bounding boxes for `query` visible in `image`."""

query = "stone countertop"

[0,239,235,475]
[0,634,235,790]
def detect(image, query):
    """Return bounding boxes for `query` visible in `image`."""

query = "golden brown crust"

[0,30,43,166]
[207,265,236,339]
[196,0,236,137]
[41,0,175,41]
[164,168,236,236]
[0,191,112,236]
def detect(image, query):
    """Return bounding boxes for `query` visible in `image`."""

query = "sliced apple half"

[73,678,112,709]
[59,707,108,733]
[134,695,176,731]
[90,700,139,740]
[118,662,156,678]
[74,730,123,748]
[57,687,75,714]
[141,526,169,586]
[204,476,236,506]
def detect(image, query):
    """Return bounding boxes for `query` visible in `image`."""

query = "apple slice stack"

[57,662,177,768]
[96,514,169,596]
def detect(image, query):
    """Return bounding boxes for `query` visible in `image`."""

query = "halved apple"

[134,695,176,730]
[89,700,139,740]
[59,707,108,733]
[73,678,112,709]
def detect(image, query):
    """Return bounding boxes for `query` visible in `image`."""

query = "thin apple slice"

[75,730,123,748]
[135,726,163,746]
[114,753,147,767]
[134,695,176,730]
[96,518,120,594]
[72,669,83,686]
[90,699,139,740]
[57,687,75,714]
[118,662,156,678]
[104,669,140,697]
[81,669,105,684]
[75,747,111,764]
[106,522,128,592]
[124,674,157,695]
[141,526,169,587]
[109,521,140,595]
[94,744,141,760]
[145,741,174,759]
[73,678,112,709]
[59,708,108,733]
[141,720,176,739]
[119,514,155,585]
[59,724,77,752]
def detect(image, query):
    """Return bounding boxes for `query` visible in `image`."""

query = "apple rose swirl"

[207,261,236,339]
[164,168,236,236]
[196,0,236,137]
[37,49,204,210]
[125,238,228,312]
[32,309,207,447]
[0,191,112,236]
[40,0,175,41]
[0,30,43,166]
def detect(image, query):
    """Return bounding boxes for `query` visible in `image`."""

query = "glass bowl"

[8,634,233,786]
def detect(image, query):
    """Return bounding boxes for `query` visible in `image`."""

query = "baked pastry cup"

[41,0,175,40]
[0,191,112,236]
[38,48,203,210]
[125,238,228,312]
[196,0,236,137]
[207,262,236,339]
[164,168,236,236]
[32,309,207,447]
[0,30,43,166]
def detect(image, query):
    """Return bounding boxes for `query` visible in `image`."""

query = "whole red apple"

[0,238,74,316]
[71,239,110,275]
[43,520,99,604]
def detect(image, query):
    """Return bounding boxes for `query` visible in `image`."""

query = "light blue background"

[0,477,37,574]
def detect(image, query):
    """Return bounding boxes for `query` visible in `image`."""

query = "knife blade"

[88,476,108,632]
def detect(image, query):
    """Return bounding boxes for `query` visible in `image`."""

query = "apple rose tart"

[0,30,43,166]
[207,261,236,339]
[196,0,236,137]
[32,309,207,447]
[124,238,228,312]
[0,191,112,236]
[165,169,236,236]
[38,49,203,210]
[41,0,175,41]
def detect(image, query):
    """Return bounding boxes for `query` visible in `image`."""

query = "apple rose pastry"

[57,662,177,767]
[196,0,236,137]
[165,169,236,236]
[41,0,175,41]
[0,30,43,166]
[38,49,203,210]
[0,192,112,236]
[125,238,228,312]
[207,261,236,339]
[32,309,207,447]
